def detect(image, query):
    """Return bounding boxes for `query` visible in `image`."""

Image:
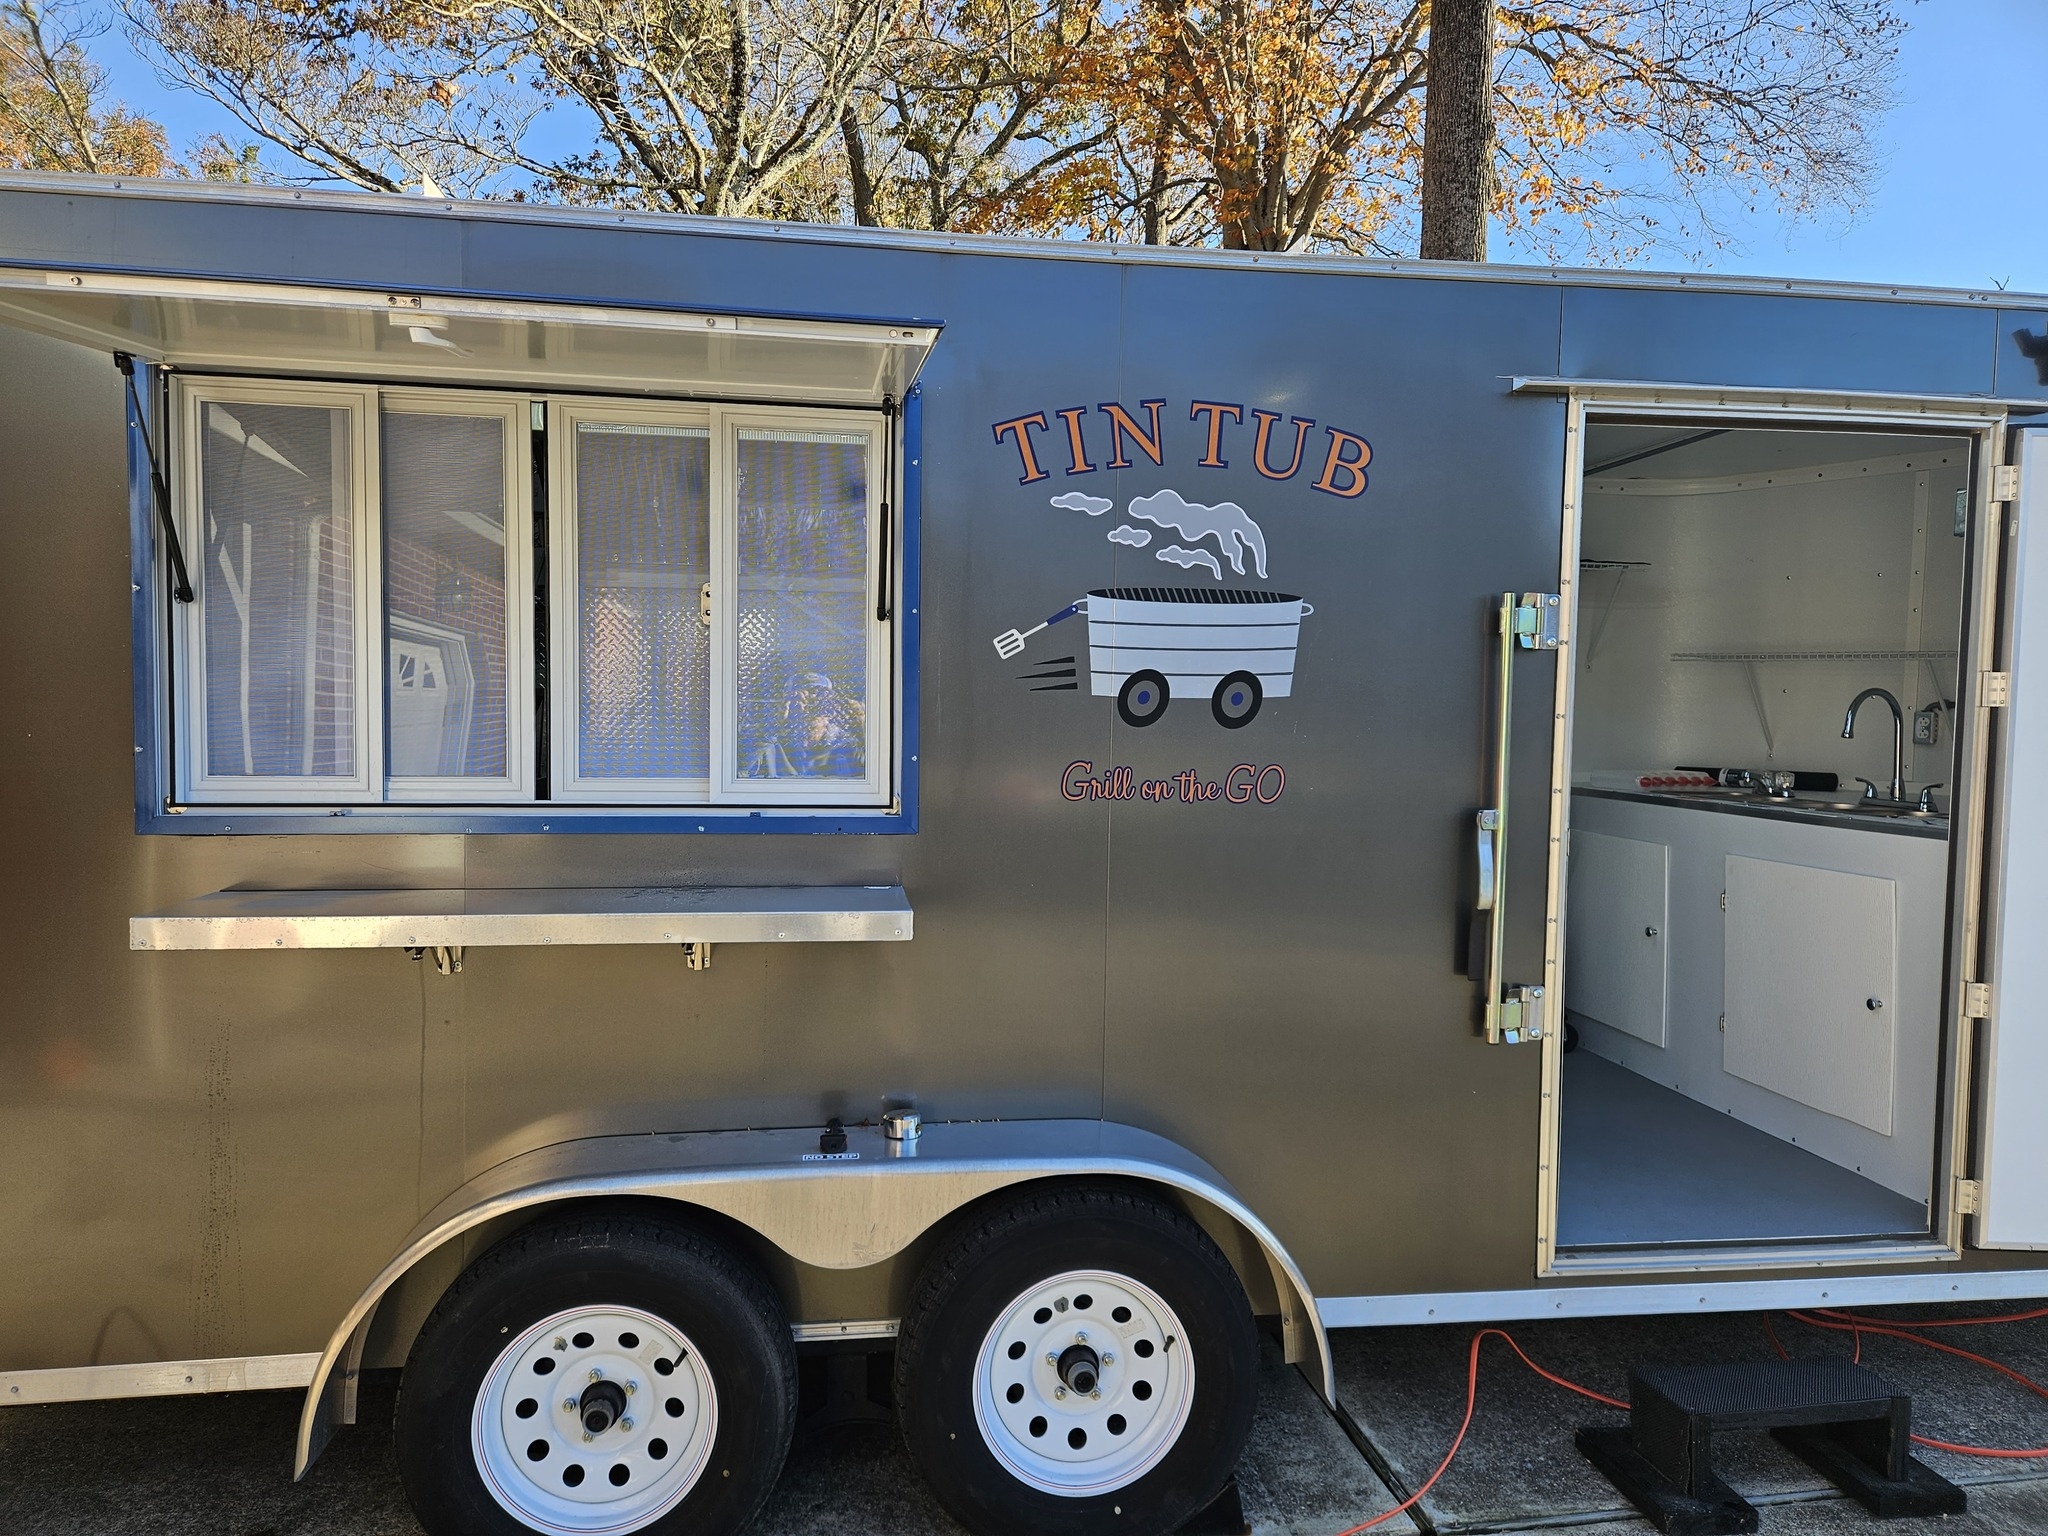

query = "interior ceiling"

[1585,424,1969,481]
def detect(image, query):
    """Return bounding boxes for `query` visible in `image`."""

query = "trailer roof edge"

[3,170,2044,312]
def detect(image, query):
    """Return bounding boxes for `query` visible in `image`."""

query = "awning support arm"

[877,395,896,623]
[114,352,193,604]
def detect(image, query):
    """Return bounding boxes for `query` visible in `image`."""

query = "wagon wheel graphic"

[1117,670,1170,727]
[1211,671,1262,729]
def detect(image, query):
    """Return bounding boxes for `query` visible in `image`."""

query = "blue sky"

[90,0,2047,295]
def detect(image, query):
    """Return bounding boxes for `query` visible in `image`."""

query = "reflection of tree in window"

[199,401,354,779]
[735,431,868,780]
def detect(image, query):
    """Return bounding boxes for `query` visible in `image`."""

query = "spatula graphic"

[992,599,1085,660]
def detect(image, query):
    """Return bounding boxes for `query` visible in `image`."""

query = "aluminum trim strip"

[1,1353,320,1405]
[130,885,914,950]
[1547,1240,1952,1276]
[790,1319,900,1342]
[1319,1265,2048,1329]
[1513,377,2036,420]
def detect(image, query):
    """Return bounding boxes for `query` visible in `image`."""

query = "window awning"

[0,268,938,404]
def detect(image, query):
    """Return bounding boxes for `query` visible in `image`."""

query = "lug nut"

[589,1368,603,1381]
[582,1432,593,1442]
[1047,1353,1059,1366]
[1092,1390,1101,1400]
[1101,1353,1115,1366]
[1076,1331,1089,1343]
[1055,1386,1066,1399]
[564,1398,578,1412]
[621,1417,633,1431]
[626,1382,638,1395]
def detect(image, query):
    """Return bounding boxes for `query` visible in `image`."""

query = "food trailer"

[2,171,2048,1536]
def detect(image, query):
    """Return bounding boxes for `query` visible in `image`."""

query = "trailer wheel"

[393,1212,796,1536]
[1210,671,1262,729]
[1116,670,1170,728]
[895,1185,1257,1536]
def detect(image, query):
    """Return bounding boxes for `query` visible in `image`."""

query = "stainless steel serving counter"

[130,885,914,951]
[1575,785,1947,839]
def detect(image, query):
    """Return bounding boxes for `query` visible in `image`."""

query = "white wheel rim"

[471,1304,718,1535]
[972,1269,1194,1497]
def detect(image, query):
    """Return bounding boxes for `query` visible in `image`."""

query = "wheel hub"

[579,1379,629,1436]
[1056,1342,1101,1396]
[471,1304,718,1535]
[972,1269,1195,1497]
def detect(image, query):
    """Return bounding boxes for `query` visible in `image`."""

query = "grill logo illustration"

[992,488,1314,730]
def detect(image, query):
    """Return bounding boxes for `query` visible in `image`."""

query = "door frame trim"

[1531,383,2009,1278]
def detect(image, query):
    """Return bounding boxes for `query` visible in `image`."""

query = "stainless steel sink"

[1633,786,1946,825]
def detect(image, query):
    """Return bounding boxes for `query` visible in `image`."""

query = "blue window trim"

[132,371,923,836]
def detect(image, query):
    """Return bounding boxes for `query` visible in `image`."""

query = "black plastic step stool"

[1577,1359,1965,1534]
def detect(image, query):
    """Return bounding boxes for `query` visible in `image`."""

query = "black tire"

[394,1210,796,1536]
[1116,670,1170,728]
[1210,671,1262,729]
[895,1184,1258,1536]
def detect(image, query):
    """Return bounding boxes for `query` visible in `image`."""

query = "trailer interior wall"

[1,177,2047,1392]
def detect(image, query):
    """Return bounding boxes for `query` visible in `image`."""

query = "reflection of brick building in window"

[386,526,508,778]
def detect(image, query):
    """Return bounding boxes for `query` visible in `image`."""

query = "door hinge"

[1992,464,2021,504]
[1495,982,1546,1045]
[1720,890,1727,911]
[1956,1178,1984,1216]
[1981,671,2011,708]
[1511,593,1564,650]
[1964,980,1993,1019]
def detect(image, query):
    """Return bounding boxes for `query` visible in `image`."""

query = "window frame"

[379,389,536,804]
[172,375,382,804]
[715,406,891,806]
[547,397,719,804]
[148,372,910,826]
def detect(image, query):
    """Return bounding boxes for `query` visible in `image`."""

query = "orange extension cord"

[1330,1307,2048,1535]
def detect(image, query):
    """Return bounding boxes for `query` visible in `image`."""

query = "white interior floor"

[1557,1051,1929,1251]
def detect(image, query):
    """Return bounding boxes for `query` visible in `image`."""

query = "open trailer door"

[1974,425,2048,1248]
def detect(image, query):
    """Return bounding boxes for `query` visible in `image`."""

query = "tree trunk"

[841,108,877,226]
[1418,0,1493,261]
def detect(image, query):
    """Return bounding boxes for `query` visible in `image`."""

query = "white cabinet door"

[1981,427,2048,1246]
[1724,855,1898,1135]
[1566,830,1669,1046]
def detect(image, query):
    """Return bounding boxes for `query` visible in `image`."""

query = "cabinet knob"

[1867,997,1884,1011]
[1644,926,1659,938]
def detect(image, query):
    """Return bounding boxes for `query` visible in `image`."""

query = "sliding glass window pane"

[576,422,711,781]
[383,412,512,780]
[198,399,356,779]
[734,429,870,782]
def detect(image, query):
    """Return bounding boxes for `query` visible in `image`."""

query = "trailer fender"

[295,1118,1329,1476]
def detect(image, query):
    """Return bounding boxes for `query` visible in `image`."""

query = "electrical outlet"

[1914,708,1941,746]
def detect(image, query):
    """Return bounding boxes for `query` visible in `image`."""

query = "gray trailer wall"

[0,180,2042,1374]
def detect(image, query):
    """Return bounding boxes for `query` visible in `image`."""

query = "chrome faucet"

[1842,687,1906,803]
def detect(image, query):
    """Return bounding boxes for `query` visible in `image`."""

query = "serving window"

[168,377,898,814]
